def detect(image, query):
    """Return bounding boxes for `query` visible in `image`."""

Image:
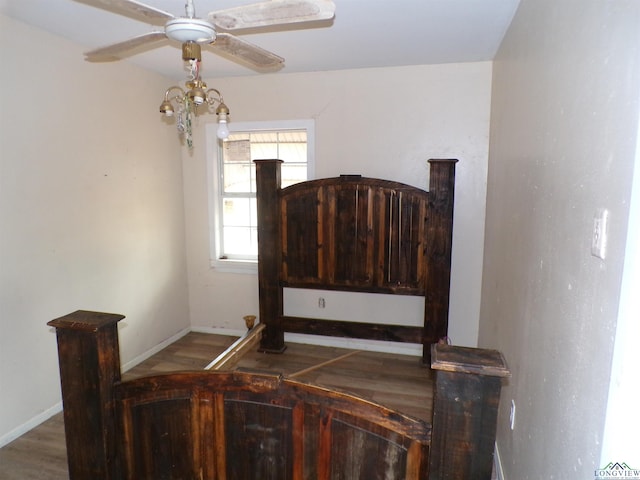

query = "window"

[207,120,314,272]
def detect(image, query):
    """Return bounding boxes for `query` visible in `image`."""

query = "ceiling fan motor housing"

[165,17,216,44]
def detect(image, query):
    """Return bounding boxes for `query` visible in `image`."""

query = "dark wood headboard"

[255,159,457,362]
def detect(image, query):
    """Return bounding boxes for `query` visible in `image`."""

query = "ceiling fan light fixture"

[216,102,230,140]
[165,17,216,44]
[79,0,337,149]
[189,86,207,105]
[160,82,229,148]
[216,119,230,141]
[159,99,175,116]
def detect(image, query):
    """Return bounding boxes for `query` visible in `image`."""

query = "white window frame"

[206,119,315,274]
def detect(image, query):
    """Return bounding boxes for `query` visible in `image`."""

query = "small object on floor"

[243,315,256,330]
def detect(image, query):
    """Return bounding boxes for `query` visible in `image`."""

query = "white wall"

[480,1,640,478]
[182,62,492,349]
[0,15,190,445]
[600,85,640,467]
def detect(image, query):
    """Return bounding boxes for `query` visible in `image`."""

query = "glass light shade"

[217,120,229,140]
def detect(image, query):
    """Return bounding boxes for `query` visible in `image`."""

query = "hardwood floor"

[0,332,433,479]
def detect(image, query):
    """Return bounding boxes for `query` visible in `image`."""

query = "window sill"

[210,258,258,275]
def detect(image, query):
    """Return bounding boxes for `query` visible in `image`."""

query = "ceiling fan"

[76,0,336,70]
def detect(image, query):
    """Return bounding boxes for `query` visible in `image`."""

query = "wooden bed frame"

[49,310,509,480]
[47,159,510,479]
[255,159,457,363]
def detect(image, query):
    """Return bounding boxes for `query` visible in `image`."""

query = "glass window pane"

[250,164,256,193]
[250,132,277,143]
[278,131,305,143]
[251,142,278,159]
[222,198,253,227]
[223,227,257,256]
[223,164,253,193]
[279,142,307,163]
[250,227,258,255]
[222,139,251,163]
[250,198,257,225]
[218,127,308,261]
[281,164,307,187]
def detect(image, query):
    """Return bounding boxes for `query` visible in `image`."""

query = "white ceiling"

[0,0,520,80]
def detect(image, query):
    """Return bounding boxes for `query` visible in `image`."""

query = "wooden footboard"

[115,371,430,479]
[48,310,509,480]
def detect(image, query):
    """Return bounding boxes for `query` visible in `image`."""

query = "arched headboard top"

[281,174,430,197]
[278,174,432,294]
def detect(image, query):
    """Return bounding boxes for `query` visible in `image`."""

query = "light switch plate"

[591,208,609,260]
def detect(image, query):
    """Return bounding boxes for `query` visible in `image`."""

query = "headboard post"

[47,310,125,480]
[423,159,458,363]
[255,159,286,353]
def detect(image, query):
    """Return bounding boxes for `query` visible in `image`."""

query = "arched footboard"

[116,372,429,479]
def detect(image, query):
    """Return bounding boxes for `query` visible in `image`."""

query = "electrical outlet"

[509,400,516,430]
[591,208,609,260]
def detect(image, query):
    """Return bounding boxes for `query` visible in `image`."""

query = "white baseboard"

[0,401,63,448]
[192,325,423,356]
[190,325,247,337]
[285,333,422,356]
[494,442,506,480]
[121,327,191,372]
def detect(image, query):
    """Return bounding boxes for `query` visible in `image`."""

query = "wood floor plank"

[0,413,68,480]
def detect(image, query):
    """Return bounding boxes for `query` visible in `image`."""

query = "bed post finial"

[47,310,125,479]
[255,159,287,353]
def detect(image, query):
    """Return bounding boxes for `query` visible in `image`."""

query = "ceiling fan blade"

[72,0,174,25]
[208,33,284,70]
[85,31,168,62]
[210,0,335,31]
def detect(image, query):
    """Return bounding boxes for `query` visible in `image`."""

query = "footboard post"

[429,344,510,480]
[255,159,286,353]
[423,159,457,364]
[48,310,125,480]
